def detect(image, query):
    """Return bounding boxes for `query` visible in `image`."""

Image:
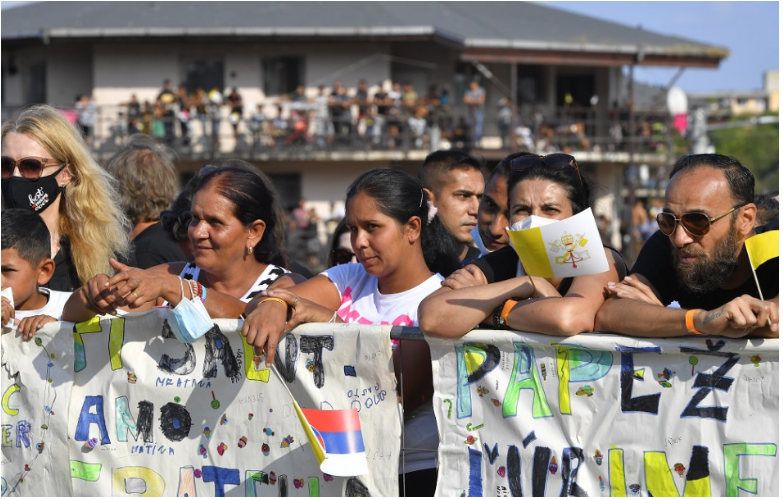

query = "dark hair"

[418,150,483,192]
[507,160,592,215]
[327,217,351,268]
[191,166,288,268]
[346,168,460,276]
[1,209,51,267]
[754,192,779,227]
[670,154,755,205]
[489,151,536,183]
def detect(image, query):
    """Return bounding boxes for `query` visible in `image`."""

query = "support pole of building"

[624,59,638,263]
[510,62,518,152]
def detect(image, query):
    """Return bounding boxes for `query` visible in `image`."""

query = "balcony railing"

[1,103,678,162]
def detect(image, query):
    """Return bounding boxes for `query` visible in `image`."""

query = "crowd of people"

[1,104,778,495]
[70,79,675,156]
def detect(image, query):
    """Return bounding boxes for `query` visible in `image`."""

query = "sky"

[1,1,778,93]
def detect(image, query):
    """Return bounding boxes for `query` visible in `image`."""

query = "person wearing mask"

[2,104,131,291]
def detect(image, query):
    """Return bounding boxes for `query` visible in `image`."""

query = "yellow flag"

[745,230,779,270]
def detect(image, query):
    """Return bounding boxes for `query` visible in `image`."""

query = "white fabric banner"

[1,311,401,497]
[427,330,779,497]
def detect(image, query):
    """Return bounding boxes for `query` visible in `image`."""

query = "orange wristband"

[500,299,519,329]
[685,309,703,335]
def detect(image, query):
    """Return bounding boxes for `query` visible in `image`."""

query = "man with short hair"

[596,154,778,338]
[419,150,485,263]
[471,152,537,255]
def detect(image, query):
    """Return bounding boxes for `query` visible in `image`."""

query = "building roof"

[2,1,728,65]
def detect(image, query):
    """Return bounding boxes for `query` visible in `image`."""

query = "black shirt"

[631,220,779,310]
[46,237,81,292]
[132,222,187,270]
[471,246,574,295]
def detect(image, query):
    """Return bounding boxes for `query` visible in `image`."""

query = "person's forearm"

[418,279,533,338]
[595,298,689,337]
[62,289,98,323]
[507,297,596,337]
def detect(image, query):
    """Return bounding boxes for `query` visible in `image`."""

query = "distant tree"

[709,114,779,192]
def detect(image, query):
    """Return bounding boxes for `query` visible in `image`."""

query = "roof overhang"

[460,39,727,68]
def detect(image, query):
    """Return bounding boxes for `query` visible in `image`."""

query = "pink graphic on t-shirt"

[337,286,415,326]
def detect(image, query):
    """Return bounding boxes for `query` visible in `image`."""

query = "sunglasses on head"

[332,248,355,265]
[509,153,584,192]
[160,209,192,242]
[1,156,68,180]
[656,204,745,237]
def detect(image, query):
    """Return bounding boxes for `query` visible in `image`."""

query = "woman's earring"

[247,246,254,255]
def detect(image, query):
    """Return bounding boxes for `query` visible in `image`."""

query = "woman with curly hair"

[2,104,131,291]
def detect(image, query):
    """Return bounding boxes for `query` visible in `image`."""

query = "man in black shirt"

[596,154,778,338]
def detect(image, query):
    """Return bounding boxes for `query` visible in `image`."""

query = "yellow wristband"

[685,309,703,335]
[259,297,289,310]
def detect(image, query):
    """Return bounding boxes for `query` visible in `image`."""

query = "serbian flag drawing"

[506,208,609,278]
[296,406,369,476]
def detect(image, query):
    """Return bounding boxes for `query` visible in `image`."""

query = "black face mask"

[1,167,66,213]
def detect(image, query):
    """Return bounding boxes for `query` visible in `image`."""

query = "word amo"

[70,464,371,497]
[456,342,741,422]
[466,442,777,497]
[73,318,337,389]
[347,384,389,412]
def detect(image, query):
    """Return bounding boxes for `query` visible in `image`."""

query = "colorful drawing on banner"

[671,462,686,477]
[598,475,605,491]
[633,368,645,380]
[751,355,761,367]
[497,466,506,477]
[263,427,275,436]
[262,443,270,456]
[202,427,212,440]
[593,450,603,465]
[444,399,453,418]
[238,436,247,448]
[575,385,594,397]
[540,363,547,380]
[548,456,558,474]
[658,367,675,380]
[464,435,476,445]
[127,372,137,384]
[629,483,641,495]
[689,355,699,374]
[476,386,489,396]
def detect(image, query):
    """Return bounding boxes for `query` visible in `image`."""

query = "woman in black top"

[418,154,627,338]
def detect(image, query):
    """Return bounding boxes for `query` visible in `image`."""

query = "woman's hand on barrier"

[106,259,175,309]
[17,315,56,341]
[79,273,120,315]
[606,275,663,306]
[263,289,336,328]
[441,264,487,291]
[242,291,290,366]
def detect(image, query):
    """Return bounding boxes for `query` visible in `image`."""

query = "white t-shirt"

[322,263,442,326]
[14,287,72,321]
[321,263,442,474]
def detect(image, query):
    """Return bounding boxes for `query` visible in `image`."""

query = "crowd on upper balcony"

[71,79,674,155]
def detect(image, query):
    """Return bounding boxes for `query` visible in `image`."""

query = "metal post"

[510,62,518,151]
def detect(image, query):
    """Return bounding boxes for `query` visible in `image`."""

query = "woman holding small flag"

[418,153,627,338]
[242,168,461,495]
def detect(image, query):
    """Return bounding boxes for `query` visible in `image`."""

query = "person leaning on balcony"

[1,104,132,292]
[595,154,779,338]
[241,168,462,496]
[418,154,627,338]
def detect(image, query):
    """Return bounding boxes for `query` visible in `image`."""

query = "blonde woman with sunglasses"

[1,105,131,291]
[418,154,627,338]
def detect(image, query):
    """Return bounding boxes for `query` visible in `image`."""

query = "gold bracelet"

[685,309,703,335]
[259,297,289,310]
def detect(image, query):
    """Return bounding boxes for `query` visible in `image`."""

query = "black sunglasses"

[509,153,584,192]
[160,209,192,242]
[1,156,68,180]
[656,204,745,237]
[332,248,355,265]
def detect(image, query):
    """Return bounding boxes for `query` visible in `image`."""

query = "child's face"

[1,248,42,310]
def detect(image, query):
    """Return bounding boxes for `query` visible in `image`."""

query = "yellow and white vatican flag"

[506,208,609,278]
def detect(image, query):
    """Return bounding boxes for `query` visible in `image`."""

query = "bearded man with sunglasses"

[596,154,778,338]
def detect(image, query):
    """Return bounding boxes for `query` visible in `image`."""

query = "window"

[517,65,544,105]
[181,58,225,93]
[27,62,46,104]
[262,57,303,97]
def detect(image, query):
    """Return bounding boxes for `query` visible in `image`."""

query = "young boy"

[1,209,71,340]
